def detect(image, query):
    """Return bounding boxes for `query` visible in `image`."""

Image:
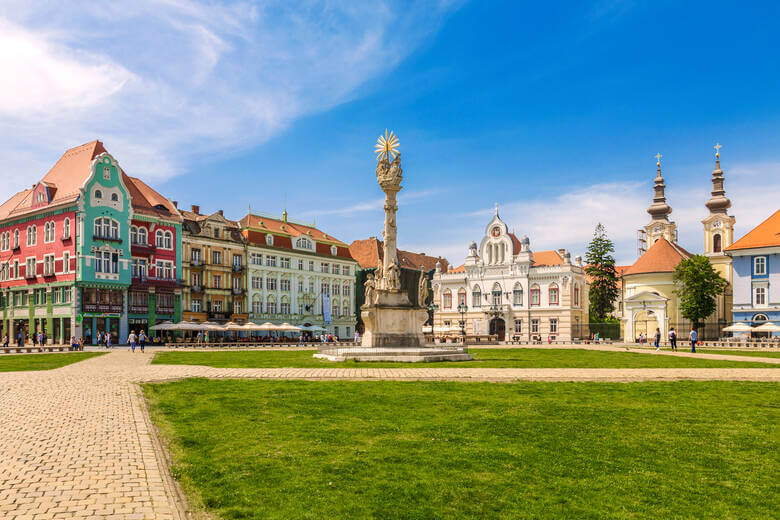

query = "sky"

[2,0,779,266]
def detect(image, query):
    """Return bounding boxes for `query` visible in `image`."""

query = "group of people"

[126,330,148,353]
[651,327,698,352]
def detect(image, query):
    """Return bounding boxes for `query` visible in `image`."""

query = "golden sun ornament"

[375,129,400,161]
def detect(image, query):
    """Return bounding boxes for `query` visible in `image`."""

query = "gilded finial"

[375,129,400,162]
[655,152,662,165]
[714,142,722,168]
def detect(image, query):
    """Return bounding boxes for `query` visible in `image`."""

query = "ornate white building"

[432,207,589,341]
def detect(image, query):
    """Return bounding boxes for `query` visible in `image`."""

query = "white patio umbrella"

[171,320,206,331]
[753,322,780,333]
[257,322,279,331]
[278,322,302,332]
[241,322,265,331]
[200,321,225,331]
[722,322,753,333]
[223,321,245,331]
[149,321,174,331]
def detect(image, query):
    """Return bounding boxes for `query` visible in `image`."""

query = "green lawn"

[0,352,105,372]
[152,348,779,369]
[145,379,779,519]
[699,349,780,358]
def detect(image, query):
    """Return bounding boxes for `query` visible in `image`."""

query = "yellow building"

[621,149,734,341]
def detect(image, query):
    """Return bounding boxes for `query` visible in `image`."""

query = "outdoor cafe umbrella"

[199,321,225,331]
[753,322,780,333]
[278,323,303,332]
[171,320,206,331]
[257,322,279,331]
[241,322,265,331]
[149,321,174,331]
[722,322,753,333]
[223,321,245,331]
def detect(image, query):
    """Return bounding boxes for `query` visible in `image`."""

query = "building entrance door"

[489,318,506,341]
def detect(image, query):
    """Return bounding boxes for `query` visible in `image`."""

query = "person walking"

[106,332,112,349]
[689,328,698,353]
[17,330,23,347]
[139,330,147,353]
[38,331,44,347]
[196,330,203,344]
[31,330,38,347]
[354,330,360,343]
[669,327,677,351]
[127,330,137,353]
[2,334,8,348]
[653,328,661,351]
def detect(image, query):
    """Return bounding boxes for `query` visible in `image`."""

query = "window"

[213,275,222,288]
[155,260,173,279]
[333,264,341,275]
[457,288,466,307]
[63,218,70,239]
[43,254,54,275]
[281,279,291,291]
[95,251,118,274]
[252,276,262,289]
[343,304,350,317]
[52,288,61,304]
[321,263,329,273]
[266,234,274,245]
[252,300,262,314]
[297,259,304,270]
[472,286,482,308]
[574,285,580,306]
[155,230,165,248]
[0,231,7,250]
[250,253,262,265]
[94,218,119,239]
[296,237,312,249]
[267,277,277,291]
[491,283,502,306]
[267,301,277,314]
[111,193,119,202]
[13,260,18,279]
[514,319,522,333]
[549,283,559,305]
[443,289,452,309]
[0,262,8,281]
[713,233,722,253]
[309,261,315,271]
[13,229,19,248]
[212,300,222,312]
[44,221,55,243]
[343,283,351,296]
[94,189,102,199]
[26,225,37,246]
[165,231,172,249]
[191,248,201,262]
[192,299,202,312]
[138,227,147,245]
[332,283,340,295]
[343,265,350,276]
[549,318,558,334]
[530,284,540,306]
[265,256,276,267]
[103,166,110,180]
[280,302,290,314]
[298,279,304,293]
[233,255,243,268]
[513,284,523,306]
[531,319,539,333]
[331,245,338,256]
[26,257,36,277]
[754,287,767,306]
[280,257,290,269]
[321,282,329,295]
[212,251,222,265]
[131,226,138,244]
[754,256,767,276]
[191,273,201,286]
[233,277,241,290]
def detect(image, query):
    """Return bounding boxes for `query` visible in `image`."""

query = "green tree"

[585,223,620,321]
[674,255,728,329]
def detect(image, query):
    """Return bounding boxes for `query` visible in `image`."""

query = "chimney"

[218,209,224,216]
[191,204,200,214]
[172,200,178,208]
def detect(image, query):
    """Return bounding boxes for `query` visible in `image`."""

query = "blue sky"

[2,1,779,265]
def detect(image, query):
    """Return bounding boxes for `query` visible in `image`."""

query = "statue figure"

[386,262,400,291]
[364,273,376,307]
[418,272,429,306]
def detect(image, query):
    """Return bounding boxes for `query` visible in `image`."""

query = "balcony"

[190,258,204,268]
[156,306,175,315]
[129,304,149,314]
[207,311,227,321]
[93,233,122,244]
[131,275,182,288]
[61,234,71,242]
[232,287,245,296]
[131,242,156,254]
[190,285,204,293]
[82,302,123,313]
[232,264,245,273]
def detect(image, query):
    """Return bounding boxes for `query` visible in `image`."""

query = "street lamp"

[457,303,468,338]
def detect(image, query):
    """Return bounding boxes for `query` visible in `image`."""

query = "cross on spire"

[714,142,722,156]
[655,153,662,164]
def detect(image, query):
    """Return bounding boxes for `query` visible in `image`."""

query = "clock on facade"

[491,227,501,237]
[713,220,722,228]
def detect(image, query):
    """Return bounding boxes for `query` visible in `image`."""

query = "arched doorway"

[489,318,505,341]
[633,310,659,342]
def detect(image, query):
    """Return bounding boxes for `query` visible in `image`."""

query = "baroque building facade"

[240,211,358,338]
[0,141,182,344]
[432,207,588,341]
[621,149,735,340]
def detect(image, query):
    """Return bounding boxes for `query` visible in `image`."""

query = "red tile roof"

[623,237,692,276]
[241,213,348,246]
[124,176,181,221]
[725,209,780,251]
[349,238,450,271]
[531,250,563,266]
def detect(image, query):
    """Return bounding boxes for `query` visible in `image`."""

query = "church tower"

[644,154,678,246]
[702,143,735,323]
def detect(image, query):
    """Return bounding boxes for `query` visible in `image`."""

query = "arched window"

[43,222,54,243]
[63,218,70,239]
[713,233,722,253]
[752,314,768,323]
[94,217,119,239]
[13,229,19,248]
[296,237,312,250]
[110,220,118,239]
[530,284,540,306]
[164,231,173,249]
[331,245,338,256]
[513,283,523,306]
[155,230,164,247]
[472,285,482,308]
[26,225,37,246]
[574,285,580,306]
[549,283,559,305]
[457,288,467,307]
[491,282,502,306]
[0,231,7,250]
[443,289,452,309]
[111,193,119,202]
[138,227,147,245]
[94,189,102,199]
[131,226,138,245]
[266,234,274,246]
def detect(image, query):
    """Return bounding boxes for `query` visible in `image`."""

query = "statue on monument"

[418,271,429,306]
[363,272,376,308]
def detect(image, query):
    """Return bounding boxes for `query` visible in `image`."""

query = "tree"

[674,255,728,329]
[585,223,620,321]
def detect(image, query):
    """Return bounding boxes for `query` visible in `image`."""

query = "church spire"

[705,143,731,215]
[647,153,672,221]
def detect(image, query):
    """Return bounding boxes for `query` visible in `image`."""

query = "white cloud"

[0,1,458,198]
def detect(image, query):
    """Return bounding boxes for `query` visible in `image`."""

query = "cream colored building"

[432,207,588,341]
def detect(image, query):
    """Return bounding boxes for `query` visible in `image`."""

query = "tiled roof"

[623,237,692,276]
[0,140,107,221]
[531,250,563,266]
[241,213,347,246]
[349,238,450,272]
[448,264,465,273]
[725,209,780,251]
[124,176,181,221]
[508,233,523,255]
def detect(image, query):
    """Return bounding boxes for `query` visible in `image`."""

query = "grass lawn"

[151,348,779,369]
[0,352,105,372]
[145,379,779,519]
[699,349,780,358]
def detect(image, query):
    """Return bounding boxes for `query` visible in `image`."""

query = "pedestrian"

[653,327,661,351]
[128,330,137,353]
[17,330,23,347]
[669,327,677,351]
[32,330,37,347]
[2,334,8,347]
[139,330,146,353]
[196,330,203,344]
[689,328,697,353]
[70,336,79,351]
[38,331,44,346]
[106,333,112,349]
[354,330,360,343]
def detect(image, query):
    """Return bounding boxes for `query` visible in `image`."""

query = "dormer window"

[94,189,103,199]
[266,234,274,246]
[331,245,338,256]
[111,193,119,202]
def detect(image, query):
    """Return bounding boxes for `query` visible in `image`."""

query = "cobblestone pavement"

[1,350,778,519]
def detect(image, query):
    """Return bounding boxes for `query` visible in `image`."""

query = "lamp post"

[457,303,467,338]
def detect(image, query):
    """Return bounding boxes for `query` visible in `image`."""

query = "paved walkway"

[1,350,779,519]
